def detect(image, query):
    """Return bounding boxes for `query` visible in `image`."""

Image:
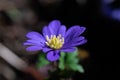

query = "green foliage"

[36,53,50,68]
[58,52,66,70]
[76,65,84,73]
[58,48,84,73]
[36,48,84,73]
[67,63,84,73]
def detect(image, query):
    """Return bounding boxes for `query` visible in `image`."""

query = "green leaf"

[58,48,84,73]
[68,63,78,71]
[58,52,66,70]
[36,53,50,68]
[68,63,84,73]
[67,48,78,58]
[76,65,85,73]
[66,48,79,64]
[66,58,79,64]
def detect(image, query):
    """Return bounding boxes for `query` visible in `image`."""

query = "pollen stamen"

[45,34,64,49]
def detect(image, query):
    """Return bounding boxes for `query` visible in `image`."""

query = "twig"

[0,43,43,80]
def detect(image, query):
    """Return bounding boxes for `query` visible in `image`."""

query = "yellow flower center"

[45,34,64,49]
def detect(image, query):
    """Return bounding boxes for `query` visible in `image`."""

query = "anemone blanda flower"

[24,20,87,61]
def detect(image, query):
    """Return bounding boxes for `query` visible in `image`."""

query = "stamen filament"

[45,34,64,49]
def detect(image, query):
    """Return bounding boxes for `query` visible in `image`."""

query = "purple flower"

[24,20,87,61]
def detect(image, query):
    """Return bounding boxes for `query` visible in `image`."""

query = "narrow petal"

[42,47,52,53]
[47,50,60,62]
[27,40,41,44]
[26,46,42,51]
[58,25,66,37]
[26,40,45,47]
[78,26,86,35]
[72,36,85,43]
[42,26,51,37]
[26,31,45,42]
[63,39,87,48]
[63,36,85,48]
[48,20,61,35]
[65,26,86,43]
[26,31,41,39]
[71,39,87,46]
[60,47,76,52]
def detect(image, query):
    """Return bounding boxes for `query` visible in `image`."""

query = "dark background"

[0,0,116,80]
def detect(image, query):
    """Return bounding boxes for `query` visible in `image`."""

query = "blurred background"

[0,0,115,80]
